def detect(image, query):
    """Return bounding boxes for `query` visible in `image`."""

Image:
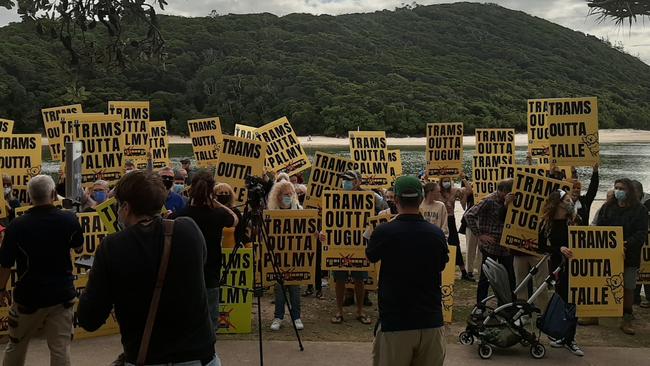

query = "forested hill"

[1,2,649,136]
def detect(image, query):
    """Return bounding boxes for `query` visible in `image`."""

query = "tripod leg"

[254,243,264,366]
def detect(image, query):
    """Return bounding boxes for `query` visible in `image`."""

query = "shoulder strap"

[136,219,174,366]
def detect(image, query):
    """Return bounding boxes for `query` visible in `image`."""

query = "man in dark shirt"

[367,175,448,366]
[78,170,218,365]
[0,175,83,366]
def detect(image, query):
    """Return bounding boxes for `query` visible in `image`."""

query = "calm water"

[42,143,650,200]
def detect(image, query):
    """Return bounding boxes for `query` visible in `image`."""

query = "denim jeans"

[125,354,221,366]
[206,287,220,331]
[274,284,301,320]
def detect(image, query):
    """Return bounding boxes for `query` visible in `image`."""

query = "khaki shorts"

[372,325,446,366]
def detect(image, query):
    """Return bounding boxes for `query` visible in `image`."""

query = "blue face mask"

[173,184,185,194]
[93,191,107,204]
[615,189,626,202]
[282,196,293,207]
[342,180,354,191]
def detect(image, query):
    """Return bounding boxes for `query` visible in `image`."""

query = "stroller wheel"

[459,331,474,345]
[530,344,546,359]
[478,344,493,359]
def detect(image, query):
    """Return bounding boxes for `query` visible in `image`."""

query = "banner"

[0,119,14,135]
[41,104,83,161]
[262,209,319,286]
[218,248,253,334]
[568,226,624,317]
[148,121,171,169]
[322,190,374,271]
[60,114,125,186]
[108,101,150,169]
[388,149,402,183]
[546,97,599,166]
[303,152,357,209]
[473,128,515,201]
[96,197,120,234]
[188,117,222,168]
[349,131,390,189]
[215,135,267,204]
[442,248,456,323]
[426,123,463,178]
[256,117,311,176]
[638,229,650,285]
[234,124,258,140]
[0,134,43,204]
[73,212,108,275]
[527,99,549,158]
[501,172,572,255]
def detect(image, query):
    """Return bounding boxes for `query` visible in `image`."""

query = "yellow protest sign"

[215,135,267,204]
[527,99,549,158]
[96,197,120,234]
[568,226,624,317]
[218,248,253,334]
[262,209,319,286]
[388,149,402,183]
[0,183,6,219]
[188,117,222,168]
[60,114,125,186]
[426,123,463,178]
[442,248,456,323]
[108,101,150,169]
[148,120,170,169]
[546,97,599,166]
[352,213,394,290]
[322,190,374,271]
[41,104,83,161]
[234,124,258,140]
[0,134,43,204]
[349,131,390,189]
[73,274,120,339]
[256,117,311,176]
[303,152,357,210]
[501,172,572,255]
[72,212,108,275]
[0,119,14,135]
[473,128,515,201]
[638,230,650,284]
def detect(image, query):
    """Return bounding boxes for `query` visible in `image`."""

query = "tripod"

[219,192,304,366]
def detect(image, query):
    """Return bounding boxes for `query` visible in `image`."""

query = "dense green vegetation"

[1,2,649,136]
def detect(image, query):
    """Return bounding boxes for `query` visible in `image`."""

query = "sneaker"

[270,318,282,331]
[620,317,635,335]
[294,319,304,330]
[565,341,584,356]
[549,338,565,348]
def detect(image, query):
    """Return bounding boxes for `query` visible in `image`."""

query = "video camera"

[245,174,267,209]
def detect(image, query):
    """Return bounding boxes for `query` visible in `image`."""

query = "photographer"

[0,175,83,366]
[78,170,218,365]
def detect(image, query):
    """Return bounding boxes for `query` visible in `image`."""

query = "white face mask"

[442,181,451,190]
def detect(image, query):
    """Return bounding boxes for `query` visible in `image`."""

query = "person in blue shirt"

[159,167,187,214]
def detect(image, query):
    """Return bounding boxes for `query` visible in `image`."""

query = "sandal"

[331,314,344,324]
[356,314,371,325]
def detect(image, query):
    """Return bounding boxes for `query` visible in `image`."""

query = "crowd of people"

[0,155,648,366]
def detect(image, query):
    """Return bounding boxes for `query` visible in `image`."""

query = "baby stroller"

[459,254,564,360]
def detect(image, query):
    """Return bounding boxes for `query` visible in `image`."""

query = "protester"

[295,183,307,206]
[380,187,398,215]
[2,175,21,224]
[267,180,305,331]
[125,160,136,174]
[214,183,247,248]
[172,171,238,331]
[0,175,83,366]
[590,190,614,226]
[173,170,186,195]
[331,170,374,324]
[439,174,474,281]
[275,172,291,183]
[465,179,515,306]
[537,189,583,356]
[570,164,599,226]
[630,180,650,308]
[159,166,187,214]
[419,182,449,237]
[78,170,219,365]
[82,180,109,212]
[178,168,189,183]
[180,159,194,185]
[586,178,648,335]
[367,175,448,366]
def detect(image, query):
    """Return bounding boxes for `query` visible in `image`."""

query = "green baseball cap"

[394,175,423,198]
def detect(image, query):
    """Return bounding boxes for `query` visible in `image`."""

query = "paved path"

[17,336,650,365]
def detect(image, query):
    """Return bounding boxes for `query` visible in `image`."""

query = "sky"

[1,0,648,63]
